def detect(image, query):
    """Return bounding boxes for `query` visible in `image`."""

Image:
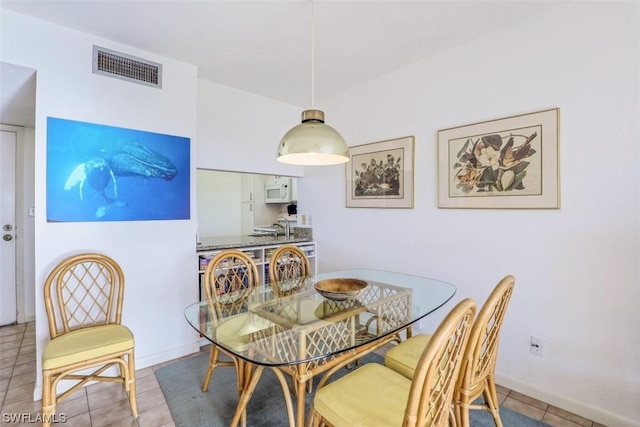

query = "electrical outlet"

[530,336,544,356]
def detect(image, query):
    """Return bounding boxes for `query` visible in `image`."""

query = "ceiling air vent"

[92,45,162,89]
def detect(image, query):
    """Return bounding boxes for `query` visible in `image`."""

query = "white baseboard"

[32,342,200,402]
[495,373,640,427]
[136,342,200,370]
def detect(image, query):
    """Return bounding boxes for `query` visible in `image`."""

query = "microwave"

[264,177,292,203]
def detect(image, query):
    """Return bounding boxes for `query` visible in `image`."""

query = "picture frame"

[346,136,414,208]
[438,108,560,209]
[47,117,191,222]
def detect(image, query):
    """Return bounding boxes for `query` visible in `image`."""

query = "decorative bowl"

[314,278,368,301]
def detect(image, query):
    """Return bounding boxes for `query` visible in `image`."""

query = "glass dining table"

[184,268,456,427]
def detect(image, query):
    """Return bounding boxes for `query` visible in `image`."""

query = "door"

[0,129,17,325]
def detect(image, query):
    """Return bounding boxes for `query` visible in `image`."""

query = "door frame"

[1,124,29,324]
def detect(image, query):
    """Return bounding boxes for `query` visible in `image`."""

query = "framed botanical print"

[438,108,560,209]
[346,136,414,208]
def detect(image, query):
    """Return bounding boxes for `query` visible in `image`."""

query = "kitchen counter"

[197,234,312,252]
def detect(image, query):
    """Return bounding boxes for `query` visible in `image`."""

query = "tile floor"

[1,322,605,427]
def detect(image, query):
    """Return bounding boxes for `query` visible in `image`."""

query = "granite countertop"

[197,234,313,252]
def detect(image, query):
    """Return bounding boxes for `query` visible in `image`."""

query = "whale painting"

[47,117,190,222]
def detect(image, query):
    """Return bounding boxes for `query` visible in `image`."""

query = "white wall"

[302,3,639,426]
[0,9,200,397]
[196,169,242,236]
[197,79,304,177]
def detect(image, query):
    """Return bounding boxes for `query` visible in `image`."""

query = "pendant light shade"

[277,109,349,165]
[276,0,349,166]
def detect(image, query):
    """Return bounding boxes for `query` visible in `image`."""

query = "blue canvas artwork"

[47,117,190,222]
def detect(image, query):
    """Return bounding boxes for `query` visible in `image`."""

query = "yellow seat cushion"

[43,324,134,371]
[384,334,431,379]
[217,313,273,352]
[314,363,411,427]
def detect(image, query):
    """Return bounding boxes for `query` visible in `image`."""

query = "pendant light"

[276,0,349,166]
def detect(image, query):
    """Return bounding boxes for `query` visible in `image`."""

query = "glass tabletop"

[184,269,456,367]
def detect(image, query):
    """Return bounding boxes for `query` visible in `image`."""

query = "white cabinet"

[241,175,256,233]
[240,202,254,235]
[197,241,317,299]
[241,174,255,202]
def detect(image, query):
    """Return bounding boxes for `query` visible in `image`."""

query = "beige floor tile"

[88,398,135,427]
[55,392,89,419]
[105,415,140,427]
[0,365,14,379]
[0,355,17,369]
[547,405,593,427]
[1,393,41,414]
[3,382,37,406]
[18,344,36,356]
[1,375,10,391]
[159,422,176,427]
[543,411,588,427]
[9,370,37,389]
[136,387,168,413]
[87,385,129,411]
[21,337,36,347]
[55,386,88,404]
[1,413,41,427]
[135,374,159,395]
[495,383,511,395]
[136,403,173,427]
[0,324,26,337]
[509,390,549,410]
[1,347,20,360]
[15,352,35,366]
[87,380,122,395]
[0,338,23,349]
[135,367,154,379]
[502,396,546,421]
[12,360,36,377]
[59,411,92,426]
[0,331,23,342]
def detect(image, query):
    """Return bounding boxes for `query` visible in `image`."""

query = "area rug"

[156,352,549,427]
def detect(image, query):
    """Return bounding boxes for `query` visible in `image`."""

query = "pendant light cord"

[311,0,315,109]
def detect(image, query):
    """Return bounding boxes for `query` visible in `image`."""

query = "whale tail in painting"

[64,158,124,219]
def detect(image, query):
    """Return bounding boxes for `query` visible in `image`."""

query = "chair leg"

[41,370,55,427]
[484,378,503,427]
[454,398,470,427]
[126,350,139,418]
[449,405,458,427]
[202,345,221,392]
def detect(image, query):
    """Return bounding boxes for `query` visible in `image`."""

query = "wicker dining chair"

[384,275,516,427]
[42,253,137,427]
[200,249,260,394]
[267,245,311,295]
[308,298,476,427]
